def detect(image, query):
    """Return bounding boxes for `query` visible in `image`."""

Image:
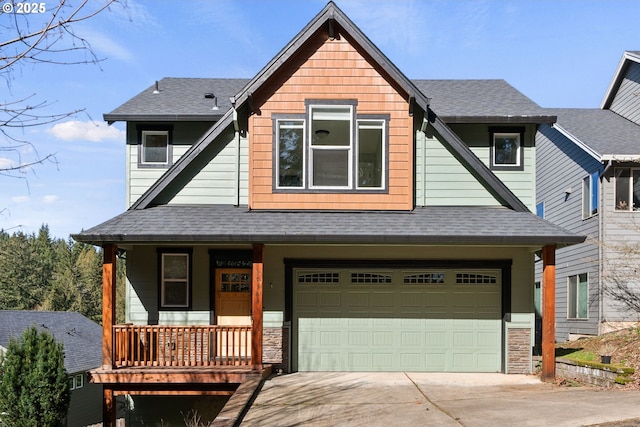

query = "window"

[615,168,640,211]
[158,249,192,309]
[70,373,84,390]
[489,127,524,171]
[274,101,387,191]
[536,202,545,218]
[568,273,588,319]
[138,126,172,168]
[582,171,599,218]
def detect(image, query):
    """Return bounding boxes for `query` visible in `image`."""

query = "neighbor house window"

[568,273,588,319]
[536,202,545,218]
[582,171,599,218]
[158,249,192,309]
[70,373,84,390]
[614,168,640,211]
[274,101,387,191]
[489,127,524,171]
[138,125,172,168]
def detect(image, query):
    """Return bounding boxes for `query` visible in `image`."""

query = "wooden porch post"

[541,244,556,382]
[102,244,117,370]
[103,387,115,427]
[252,244,264,370]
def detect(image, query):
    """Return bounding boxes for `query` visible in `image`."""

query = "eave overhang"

[441,115,557,124]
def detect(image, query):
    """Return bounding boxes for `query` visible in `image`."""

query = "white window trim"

[356,119,386,190]
[308,104,354,190]
[567,273,588,320]
[275,119,305,189]
[614,167,640,212]
[492,132,521,167]
[141,129,170,166]
[582,172,599,219]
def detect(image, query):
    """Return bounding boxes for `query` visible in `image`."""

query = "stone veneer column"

[507,328,532,374]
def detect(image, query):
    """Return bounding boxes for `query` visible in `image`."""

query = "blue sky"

[1,0,639,239]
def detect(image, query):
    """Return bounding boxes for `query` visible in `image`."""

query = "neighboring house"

[536,51,640,342]
[72,2,582,423]
[0,310,102,427]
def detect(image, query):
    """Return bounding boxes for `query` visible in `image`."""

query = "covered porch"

[96,243,266,426]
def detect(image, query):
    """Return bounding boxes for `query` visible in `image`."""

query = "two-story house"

[73,2,582,424]
[536,51,640,342]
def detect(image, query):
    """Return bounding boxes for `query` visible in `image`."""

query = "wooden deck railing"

[113,325,252,368]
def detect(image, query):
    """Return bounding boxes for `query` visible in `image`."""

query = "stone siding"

[507,328,531,374]
[263,327,289,372]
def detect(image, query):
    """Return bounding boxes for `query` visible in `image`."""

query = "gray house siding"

[536,124,601,340]
[608,61,640,125]
[600,164,640,324]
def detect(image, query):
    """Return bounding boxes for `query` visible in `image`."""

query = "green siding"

[415,124,536,211]
[126,122,248,207]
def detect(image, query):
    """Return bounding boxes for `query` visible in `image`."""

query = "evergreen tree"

[0,326,70,427]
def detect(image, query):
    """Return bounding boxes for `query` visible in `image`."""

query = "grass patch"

[556,348,598,362]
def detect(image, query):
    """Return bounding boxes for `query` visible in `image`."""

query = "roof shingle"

[0,310,101,374]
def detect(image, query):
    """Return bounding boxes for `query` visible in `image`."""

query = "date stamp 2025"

[2,2,47,14]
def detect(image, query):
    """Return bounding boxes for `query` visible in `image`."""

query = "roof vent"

[152,80,160,95]
[205,93,219,110]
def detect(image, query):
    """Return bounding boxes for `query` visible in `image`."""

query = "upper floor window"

[138,125,173,168]
[615,168,640,211]
[158,248,192,309]
[536,201,545,218]
[489,127,524,171]
[582,171,599,218]
[274,101,387,191]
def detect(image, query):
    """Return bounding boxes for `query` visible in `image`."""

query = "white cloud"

[0,157,13,169]
[48,120,125,143]
[84,30,135,62]
[42,195,59,204]
[11,196,30,203]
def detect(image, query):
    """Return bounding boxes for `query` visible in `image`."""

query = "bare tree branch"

[0,0,122,178]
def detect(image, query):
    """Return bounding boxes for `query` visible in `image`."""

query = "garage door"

[294,268,502,372]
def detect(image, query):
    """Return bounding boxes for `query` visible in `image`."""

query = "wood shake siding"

[249,35,412,210]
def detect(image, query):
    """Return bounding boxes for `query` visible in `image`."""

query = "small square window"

[138,126,173,168]
[489,127,524,171]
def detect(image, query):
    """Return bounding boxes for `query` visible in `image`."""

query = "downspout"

[232,98,241,207]
[598,160,608,334]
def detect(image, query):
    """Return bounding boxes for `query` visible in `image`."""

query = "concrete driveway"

[240,372,640,426]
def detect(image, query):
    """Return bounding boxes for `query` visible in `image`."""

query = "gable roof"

[601,51,640,109]
[123,1,531,213]
[548,108,640,160]
[73,204,583,248]
[0,310,101,374]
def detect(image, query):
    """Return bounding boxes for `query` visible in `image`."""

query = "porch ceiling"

[72,205,584,248]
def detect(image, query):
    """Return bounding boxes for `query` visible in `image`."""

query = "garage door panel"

[372,331,394,346]
[295,268,502,372]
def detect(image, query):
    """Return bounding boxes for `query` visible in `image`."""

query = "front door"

[215,268,252,325]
